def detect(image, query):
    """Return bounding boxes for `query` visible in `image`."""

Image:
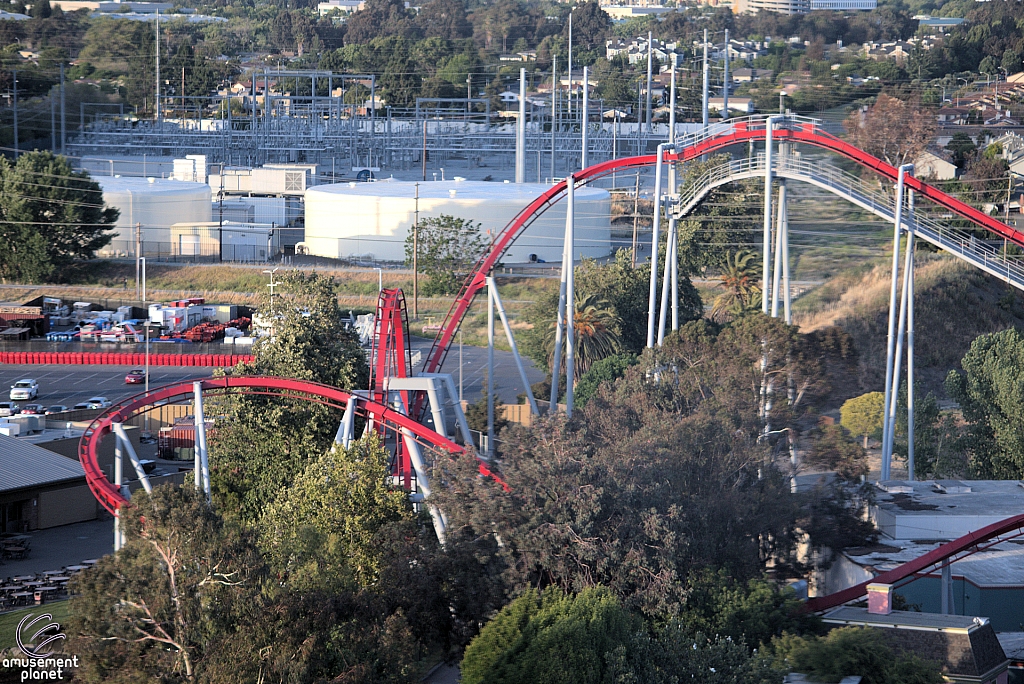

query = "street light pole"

[413,183,419,318]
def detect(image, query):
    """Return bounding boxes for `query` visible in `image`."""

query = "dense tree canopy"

[0,151,116,283]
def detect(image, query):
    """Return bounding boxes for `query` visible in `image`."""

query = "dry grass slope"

[794,254,1024,395]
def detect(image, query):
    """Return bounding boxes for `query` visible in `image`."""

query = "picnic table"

[2,545,28,559]
[64,565,88,572]
[10,591,33,605]
[12,575,34,582]
[82,559,99,565]
[48,576,71,583]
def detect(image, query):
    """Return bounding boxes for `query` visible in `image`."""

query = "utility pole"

[646,30,653,130]
[413,182,419,318]
[631,171,640,268]
[11,69,17,156]
[567,10,572,117]
[421,118,427,181]
[60,63,65,155]
[702,29,709,131]
[551,56,557,181]
[723,29,730,119]
[155,8,160,120]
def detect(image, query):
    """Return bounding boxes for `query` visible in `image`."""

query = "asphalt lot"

[0,340,544,410]
[0,365,214,409]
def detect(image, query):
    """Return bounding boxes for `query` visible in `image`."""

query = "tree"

[416,0,472,39]
[544,292,622,382]
[404,214,487,296]
[945,328,1024,478]
[210,271,368,523]
[259,436,413,591]
[573,352,637,409]
[841,391,885,448]
[805,423,869,482]
[844,93,936,168]
[561,1,610,52]
[461,587,644,684]
[67,486,266,682]
[946,132,977,169]
[712,250,762,321]
[344,0,417,44]
[0,151,117,282]
[773,627,943,684]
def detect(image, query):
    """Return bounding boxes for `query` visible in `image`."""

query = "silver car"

[0,402,19,417]
[10,379,38,401]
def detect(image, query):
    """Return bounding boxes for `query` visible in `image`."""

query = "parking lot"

[0,365,214,409]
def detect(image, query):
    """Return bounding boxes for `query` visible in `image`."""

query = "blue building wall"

[895,576,1024,632]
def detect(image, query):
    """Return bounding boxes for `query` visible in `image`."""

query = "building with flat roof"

[823,607,1009,684]
[0,433,97,532]
[733,0,809,15]
[809,0,875,9]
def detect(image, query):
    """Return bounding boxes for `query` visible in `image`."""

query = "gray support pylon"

[670,217,679,331]
[516,68,526,183]
[400,427,446,543]
[487,276,495,457]
[762,118,776,314]
[647,145,666,347]
[193,381,210,500]
[440,374,475,448]
[550,175,570,410]
[884,203,915,473]
[881,164,913,481]
[564,174,576,417]
[335,394,357,448]
[581,66,589,169]
[722,29,730,119]
[669,56,676,144]
[423,379,448,441]
[113,423,152,494]
[645,30,653,130]
[907,190,916,481]
[941,562,953,614]
[488,276,540,415]
[782,189,792,325]
[658,216,674,345]
[114,439,123,551]
[771,180,786,318]
[702,29,709,131]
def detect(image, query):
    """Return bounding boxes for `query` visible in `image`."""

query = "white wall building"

[304,179,612,264]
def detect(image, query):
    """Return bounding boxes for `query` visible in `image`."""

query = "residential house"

[732,67,773,83]
[708,97,755,114]
[914,147,958,180]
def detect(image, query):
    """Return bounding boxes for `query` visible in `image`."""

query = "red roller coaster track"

[423,117,1024,375]
[416,115,1024,614]
[77,376,499,516]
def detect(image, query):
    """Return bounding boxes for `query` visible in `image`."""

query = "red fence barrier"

[0,351,253,366]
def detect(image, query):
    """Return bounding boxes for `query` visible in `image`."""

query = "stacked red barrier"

[0,351,254,366]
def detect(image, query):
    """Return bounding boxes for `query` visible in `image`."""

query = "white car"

[83,397,112,409]
[0,401,19,417]
[10,379,38,401]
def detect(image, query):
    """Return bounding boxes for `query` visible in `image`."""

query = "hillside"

[793,254,1024,396]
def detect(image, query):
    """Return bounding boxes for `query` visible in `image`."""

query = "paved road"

[0,365,214,409]
[408,337,545,406]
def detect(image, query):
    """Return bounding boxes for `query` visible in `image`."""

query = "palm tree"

[546,293,622,382]
[712,250,762,322]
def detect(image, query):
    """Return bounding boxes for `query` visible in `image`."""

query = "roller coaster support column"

[702,29,709,132]
[193,381,211,502]
[550,173,572,409]
[771,180,787,318]
[113,439,124,551]
[762,117,779,314]
[488,276,540,416]
[487,269,495,457]
[647,145,667,347]
[881,164,913,481]
[669,60,680,333]
[722,29,729,119]
[113,422,152,496]
[908,190,916,480]
[565,174,576,416]
[335,395,357,448]
[581,66,589,169]
[516,68,526,184]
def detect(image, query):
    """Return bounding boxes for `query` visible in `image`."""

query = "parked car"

[19,404,44,415]
[0,402,20,417]
[125,369,147,384]
[72,402,91,411]
[9,379,38,401]
[45,405,69,415]
[84,397,111,409]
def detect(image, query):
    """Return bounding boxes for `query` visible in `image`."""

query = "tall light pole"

[413,183,419,318]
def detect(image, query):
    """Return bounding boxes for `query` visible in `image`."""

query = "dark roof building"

[0,433,97,532]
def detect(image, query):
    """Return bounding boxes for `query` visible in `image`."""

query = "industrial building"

[303,179,612,263]
[98,176,212,257]
[821,480,1024,631]
[0,433,98,532]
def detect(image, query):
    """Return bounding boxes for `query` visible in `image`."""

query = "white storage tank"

[304,180,612,263]
[98,177,212,258]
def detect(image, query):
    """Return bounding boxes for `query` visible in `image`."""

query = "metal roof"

[0,433,86,493]
[824,606,987,633]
